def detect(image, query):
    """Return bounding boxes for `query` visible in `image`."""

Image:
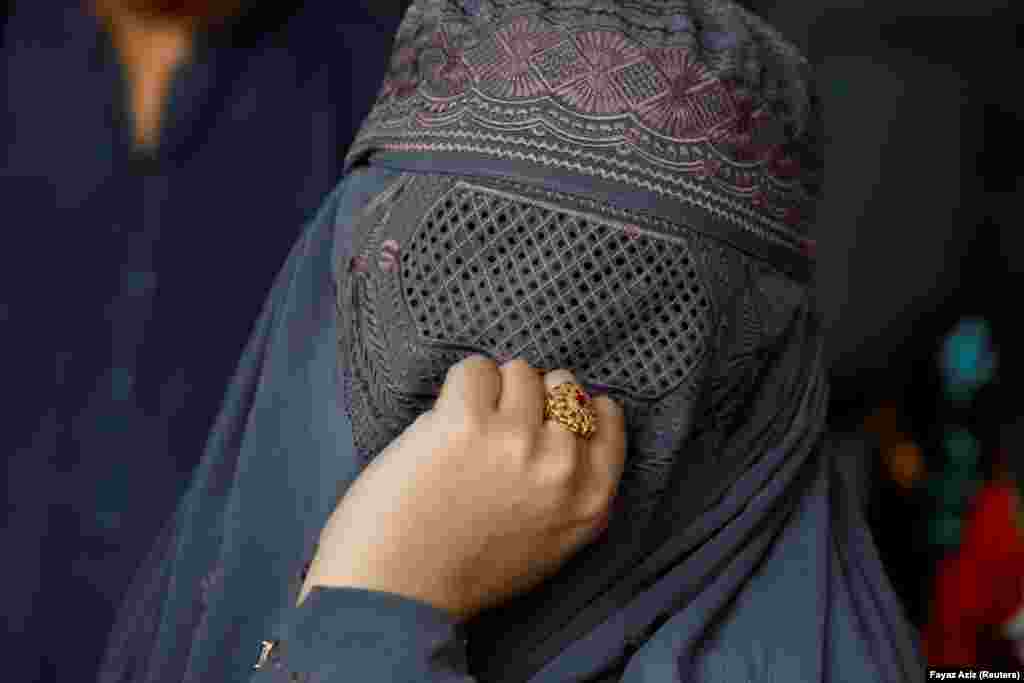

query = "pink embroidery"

[730,92,757,132]
[382,77,419,101]
[559,74,625,114]
[623,128,644,145]
[355,15,817,255]
[638,48,734,139]
[770,151,802,180]
[437,50,472,93]
[479,51,546,98]
[696,158,723,180]
[395,79,419,99]
[427,28,448,50]
[483,17,560,98]
[784,207,804,228]
[393,46,419,69]
[718,92,776,161]
[557,31,641,114]
[737,136,768,162]
[350,255,370,273]
[379,241,400,274]
[751,190,770,209]
[579,31,640,70]
[498,16,562,60]
[425,30,473,98]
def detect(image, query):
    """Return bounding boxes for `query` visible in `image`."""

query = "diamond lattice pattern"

[401,184,713,399]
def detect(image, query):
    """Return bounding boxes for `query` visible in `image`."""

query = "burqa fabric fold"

[99,1,924,681]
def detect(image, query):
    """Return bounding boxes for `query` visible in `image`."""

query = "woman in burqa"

[99,1,923,681]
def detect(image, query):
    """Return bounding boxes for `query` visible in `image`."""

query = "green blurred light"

[928,515,963,547]
[944,428,979,469]
[928,475,969,507]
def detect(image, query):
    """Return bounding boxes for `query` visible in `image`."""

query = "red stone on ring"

[575,390,589,405]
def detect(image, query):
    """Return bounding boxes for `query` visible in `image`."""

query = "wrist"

[300,568,468,621]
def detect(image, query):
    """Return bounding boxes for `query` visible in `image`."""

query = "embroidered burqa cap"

[345,0,823,280]
[333,1,921,681]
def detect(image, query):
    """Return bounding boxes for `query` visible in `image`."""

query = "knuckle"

[541,448,578,489]
[578,493,613,526]
[503,426,535,459]
[577,471,618,519]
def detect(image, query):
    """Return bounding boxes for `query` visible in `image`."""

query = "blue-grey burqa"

[98,1,924,681]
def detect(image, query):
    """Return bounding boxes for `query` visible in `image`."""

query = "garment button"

[252,640,278,670]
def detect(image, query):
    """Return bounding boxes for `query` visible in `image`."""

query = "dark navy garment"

[96,164,922,683]
[1,2,400,681]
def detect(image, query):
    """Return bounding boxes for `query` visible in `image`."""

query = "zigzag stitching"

[364,135,798,253]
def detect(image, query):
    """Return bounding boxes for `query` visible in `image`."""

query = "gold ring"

[544,382,597,439]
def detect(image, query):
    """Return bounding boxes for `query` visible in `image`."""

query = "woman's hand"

[297,355,627,621]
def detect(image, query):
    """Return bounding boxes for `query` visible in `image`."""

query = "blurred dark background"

[3,0,1021,680]
[763,0,1022,630]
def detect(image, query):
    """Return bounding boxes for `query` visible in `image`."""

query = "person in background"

[1,1,405,681]
[924,418,1024,669]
